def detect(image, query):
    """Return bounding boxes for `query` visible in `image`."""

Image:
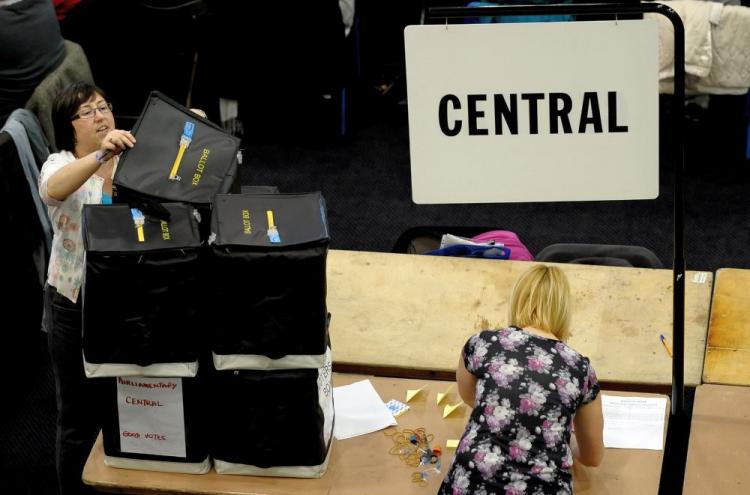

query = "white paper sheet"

[116,376,186,458]
[333,380,397,440]
[602,394,668,450]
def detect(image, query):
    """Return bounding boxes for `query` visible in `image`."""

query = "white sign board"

[116,376,187,458]
[404,20,659,204]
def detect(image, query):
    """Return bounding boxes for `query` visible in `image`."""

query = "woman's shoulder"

[464,327,527,353]
[40,150,76,178]
[42,150,75,168]
[466,327,593,363]
[549,339,594,374]
[44,150,75,163]
[467,327,512,344]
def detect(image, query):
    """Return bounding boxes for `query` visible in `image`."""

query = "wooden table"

[702,268,750,385]
[683,384,750,494]
[84,374,669,494]
[327,250,712,387]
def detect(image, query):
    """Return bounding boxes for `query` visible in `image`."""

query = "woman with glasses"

[38,81,134,495]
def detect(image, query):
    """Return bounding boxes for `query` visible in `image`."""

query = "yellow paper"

[405,386,425,402]
[446,439,459,449]
[443,401,464,418]
[436,384,453,405]
[136,226,145,243]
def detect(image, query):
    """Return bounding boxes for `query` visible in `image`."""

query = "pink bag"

[471,230,534,261]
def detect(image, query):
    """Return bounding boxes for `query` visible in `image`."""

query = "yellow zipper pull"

[266,210,280,243]
[168,121,195,181]
[131,208,145,242]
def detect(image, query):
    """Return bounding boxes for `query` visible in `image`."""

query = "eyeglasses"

[71,102,113,120]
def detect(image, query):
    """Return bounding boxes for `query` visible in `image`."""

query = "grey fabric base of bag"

[104,455,210,474]
[213,448,332,478]
[212,352,327,371]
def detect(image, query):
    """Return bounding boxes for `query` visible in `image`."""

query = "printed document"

[602,394,668,450]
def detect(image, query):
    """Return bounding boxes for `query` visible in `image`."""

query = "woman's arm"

[572,394,604,467]
[46,129,135,201]
[46,151,103,201]
[456,352,477,407]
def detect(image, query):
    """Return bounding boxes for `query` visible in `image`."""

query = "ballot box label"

[116,376,187,458]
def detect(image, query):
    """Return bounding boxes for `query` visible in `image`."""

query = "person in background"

[39,81,134,495]
[439,264,604,494]
[0,0,65,125]
[52,0,83,22]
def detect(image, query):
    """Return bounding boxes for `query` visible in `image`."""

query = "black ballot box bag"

[211,347,334,477]
[82,203,202,378]
[92,374,210,474]
[113,91,241,219]
[208,192,330,370]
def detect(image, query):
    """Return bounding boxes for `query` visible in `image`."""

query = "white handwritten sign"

[116,376,186,458]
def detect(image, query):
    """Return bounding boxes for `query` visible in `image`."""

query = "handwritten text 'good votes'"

[438,91,629,136]
[122,431,167,441]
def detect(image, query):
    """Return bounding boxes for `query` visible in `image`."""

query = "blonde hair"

[508,264,572,341]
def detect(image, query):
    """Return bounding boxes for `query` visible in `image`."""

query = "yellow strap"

[168,144,187,179]
[136,225,145,243]
[266,210,275,228]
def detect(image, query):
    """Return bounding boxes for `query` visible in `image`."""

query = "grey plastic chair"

[536,243,662,269]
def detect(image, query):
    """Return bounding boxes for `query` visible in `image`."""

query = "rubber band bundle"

[384,427,443,486]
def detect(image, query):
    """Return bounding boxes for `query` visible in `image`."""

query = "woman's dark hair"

[52,81,107,153]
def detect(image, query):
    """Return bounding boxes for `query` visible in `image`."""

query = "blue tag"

[267,227,281,244]
[130,208,145,224]
[183,121,195,139]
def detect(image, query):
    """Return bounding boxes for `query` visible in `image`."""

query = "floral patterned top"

[439,327,600,495]
[39,151,113,303]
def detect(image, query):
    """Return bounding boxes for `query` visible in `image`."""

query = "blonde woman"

[439,265,604,495]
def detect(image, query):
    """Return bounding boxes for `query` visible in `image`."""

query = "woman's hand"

[99,129,136,159]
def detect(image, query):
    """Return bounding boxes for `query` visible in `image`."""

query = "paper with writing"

[116,376,186,458]
[385,399,410,417]
[602,394,667,450]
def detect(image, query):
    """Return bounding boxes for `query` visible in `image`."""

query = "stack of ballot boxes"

[80,90,333,476]
[206,193,334,477]
[81,203,211,473]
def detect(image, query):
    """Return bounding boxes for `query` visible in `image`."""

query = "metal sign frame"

[426,3,686,493]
